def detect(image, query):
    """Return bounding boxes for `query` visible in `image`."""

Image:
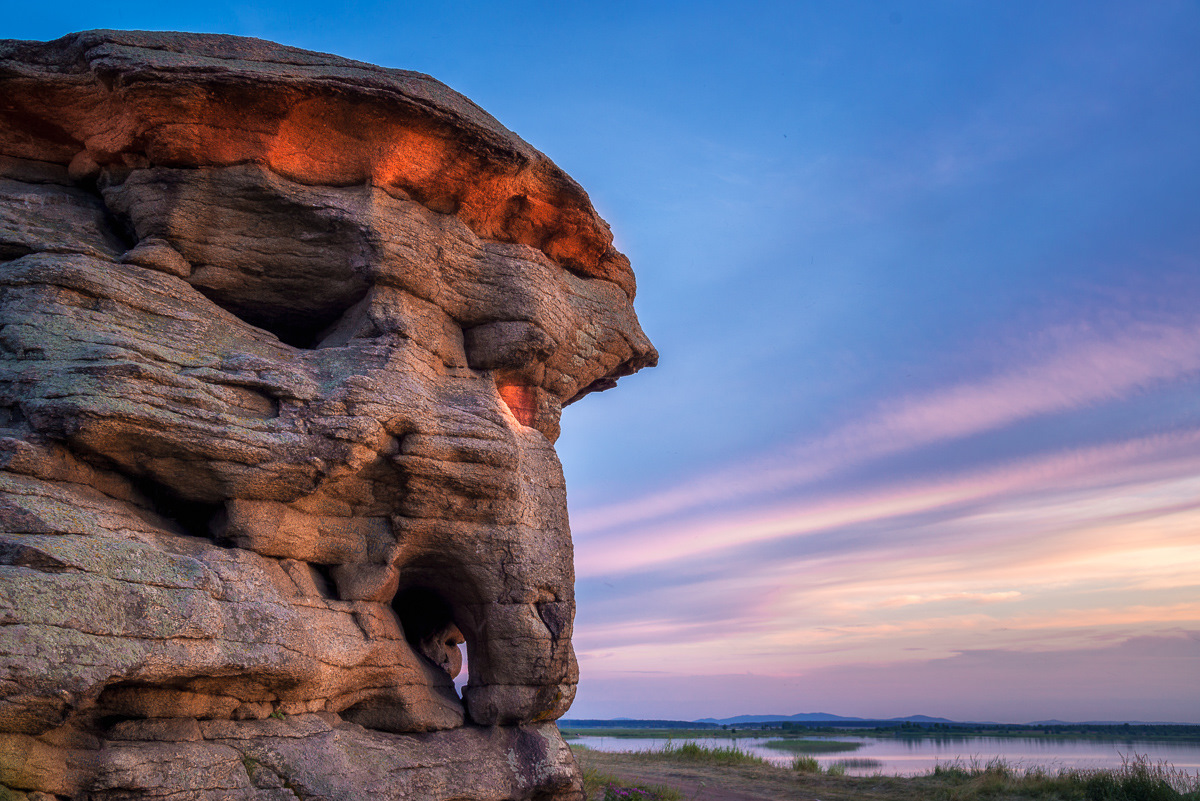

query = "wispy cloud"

[878,591,1022,608]
[574,319,1200,537]
[570,313,1200,721]
[576,428,1200,577]
[572,431,1200,687]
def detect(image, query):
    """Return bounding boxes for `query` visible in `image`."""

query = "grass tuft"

[792,754,820,773]
[832,757,885,770]
[651,740,768,767]
[927,753,1200,800]
[792,753,820,772]
[575,739,1200,801]
[579,761,621,797]
[577,746,683,800]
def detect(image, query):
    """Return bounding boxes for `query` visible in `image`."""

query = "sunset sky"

[10,1,1200,723]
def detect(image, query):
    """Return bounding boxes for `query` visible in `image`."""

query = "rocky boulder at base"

[0,30,656,800]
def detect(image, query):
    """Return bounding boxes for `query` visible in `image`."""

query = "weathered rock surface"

[0,30,656,800]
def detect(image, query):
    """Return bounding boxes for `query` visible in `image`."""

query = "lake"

[568,734,1200,777]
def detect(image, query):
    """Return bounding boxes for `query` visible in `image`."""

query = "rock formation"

[0,30,656,799]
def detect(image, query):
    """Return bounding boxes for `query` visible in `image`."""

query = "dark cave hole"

[392,586,468,688]
[194,287,370,350]
[104,212,138,251]
[92,200,138,251]
[0,243,35,262]
[128,474,224,542]
[96,714,138,732]
[0,404,26,428]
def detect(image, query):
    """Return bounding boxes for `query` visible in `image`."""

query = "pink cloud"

[571,435,1200,685]
[569,318,1200,724]
[574,320,1200,537]
[575,428,1200,576]
[846,321,1200,452]
[879,591,1022,608]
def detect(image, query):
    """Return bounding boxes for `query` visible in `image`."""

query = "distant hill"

[695,712,958,725]
[1029,719,1190,726]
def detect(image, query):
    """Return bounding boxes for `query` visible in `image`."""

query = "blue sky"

[10,1,1200,723]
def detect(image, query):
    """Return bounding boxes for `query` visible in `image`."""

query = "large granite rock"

[0,31,656,800]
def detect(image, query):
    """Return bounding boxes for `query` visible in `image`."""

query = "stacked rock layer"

[0,31,656,800]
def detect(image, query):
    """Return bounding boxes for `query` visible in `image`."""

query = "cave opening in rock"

[0,403,26,428]
[127,474,224,542]
[192,286,370,350]
[391,586,468,692]
[0,243,35,262]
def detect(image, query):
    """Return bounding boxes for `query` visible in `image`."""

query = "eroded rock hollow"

[0,31,656,800]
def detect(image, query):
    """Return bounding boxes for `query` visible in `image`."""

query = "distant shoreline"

[560,723,1200,744]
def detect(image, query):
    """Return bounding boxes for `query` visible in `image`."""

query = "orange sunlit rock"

[0,30,636,295]
[497,382,539,428]
[265,97,373,184]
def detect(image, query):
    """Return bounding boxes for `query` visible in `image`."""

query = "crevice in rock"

[0,540,74,573]
[101,207,139,251]
[0,242,35,261]
[566,376,618,405]
[0,403,27,429]
[216,383,280,419]
[310,563,340,600]
[93,682,154,723]
[127,473,225,542]
[79,175,139,251]
[96,713,139,733]
[536,601,570,641]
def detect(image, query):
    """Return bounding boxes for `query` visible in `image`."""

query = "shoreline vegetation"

[573,741,1200,801]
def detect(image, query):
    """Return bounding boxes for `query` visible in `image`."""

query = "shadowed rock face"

[0,31,656,800]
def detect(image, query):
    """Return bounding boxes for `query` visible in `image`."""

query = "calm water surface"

[569,734,1200,777]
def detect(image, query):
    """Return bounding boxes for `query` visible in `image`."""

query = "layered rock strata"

[0,30,656,800]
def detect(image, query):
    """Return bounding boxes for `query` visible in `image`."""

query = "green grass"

[792,754,820,773]
[579,757,620,793]
[762,737,863,754]
[576,741,1200,801]
[832,757,885,770]
[579,752,682,800]
[575,738,768,767]
[650,739,768,766]
[926,754,1200,800]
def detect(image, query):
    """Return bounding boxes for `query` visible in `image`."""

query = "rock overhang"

[0,29,641,297]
